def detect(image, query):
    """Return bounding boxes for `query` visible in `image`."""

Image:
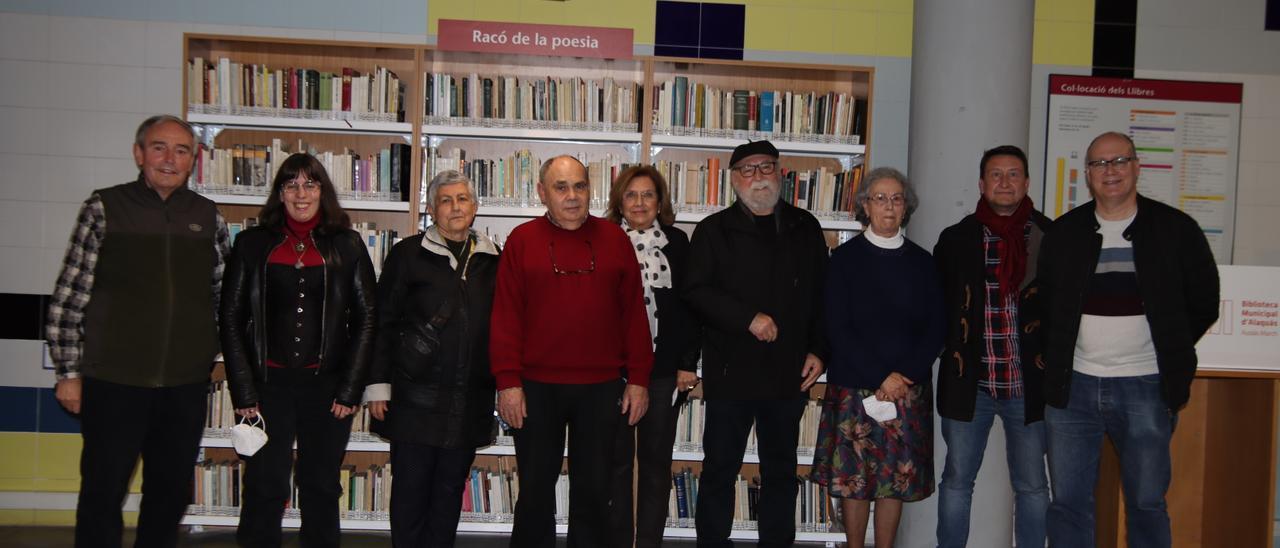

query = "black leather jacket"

[366,228,500,449]
[1039,195,1219,411]
[220,225,377,408]
[934,211,1052,424]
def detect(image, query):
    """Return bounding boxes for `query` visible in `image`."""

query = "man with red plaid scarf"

[932,145,1052,548]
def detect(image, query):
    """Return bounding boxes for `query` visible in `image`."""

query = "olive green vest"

[80,178,220,387]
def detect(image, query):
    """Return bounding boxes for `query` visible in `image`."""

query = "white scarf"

[623,220,671,349]
[865,227,905,249]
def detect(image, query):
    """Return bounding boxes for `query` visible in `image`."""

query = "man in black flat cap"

[684,140,829,547]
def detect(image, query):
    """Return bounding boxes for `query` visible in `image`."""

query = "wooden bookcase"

[182,33,875,546]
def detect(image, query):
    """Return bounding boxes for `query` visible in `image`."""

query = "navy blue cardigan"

[824,234,945,391]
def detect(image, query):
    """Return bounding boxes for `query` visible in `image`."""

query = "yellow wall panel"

[874,11,913,57]
[743,5,791,51]
[610,3,657,44]
[35,434,82,485]
[433,0,658,39]
[512,0,569,25]
[1033,19,1093,66]
[0,509,36,525]
[431,0,916,57]
[473,0,522,21]
[831,10,877,56]
[781,9,838,53]
[0,433,38,491]
[1035,0,1095,22]
[428,1,477,33]
[872,0,914,13]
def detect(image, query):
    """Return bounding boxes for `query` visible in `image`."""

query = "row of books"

[191,460,391,516]
[462,460,519,517]
[423,147,630,210]
[424,73,643,131]
[668,469,834,530]
[186,57,405,122]
[190,459,833,531]
[213,222,398,276]
[653,77,867,144]
[206,384,827,458]
[672,398,822,457]
[189,139,412,202]
[654,160,864,219]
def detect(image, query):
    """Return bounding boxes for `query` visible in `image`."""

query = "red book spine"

[289,68,299,109]
[342,68,353,112]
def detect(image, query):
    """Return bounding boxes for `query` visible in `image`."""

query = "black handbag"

[398,242,469,381]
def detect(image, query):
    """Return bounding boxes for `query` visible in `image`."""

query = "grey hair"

[854,166,920,227]
[134,115,195,148]
[426,169,476,206]
[538,155,588,185]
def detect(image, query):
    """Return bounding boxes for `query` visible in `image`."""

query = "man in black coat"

[684,140,828,547]
[1039,132,1219,548]
[933,145,1051,548]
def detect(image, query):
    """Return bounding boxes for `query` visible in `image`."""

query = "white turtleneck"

[864,227,905,249]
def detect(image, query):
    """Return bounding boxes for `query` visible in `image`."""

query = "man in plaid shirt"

[46,115,230,547]
[932,145,1052,548]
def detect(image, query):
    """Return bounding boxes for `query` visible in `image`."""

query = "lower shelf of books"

[201,429,816,465]
[180,506,846,541]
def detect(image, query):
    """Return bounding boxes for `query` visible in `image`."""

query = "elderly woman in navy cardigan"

[810,166,945,548]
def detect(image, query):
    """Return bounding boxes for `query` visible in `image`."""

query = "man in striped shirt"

[1039,132,1219,548]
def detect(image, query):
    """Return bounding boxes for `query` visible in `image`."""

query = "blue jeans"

[1045,372,1174,548]
[937,393,1049,548]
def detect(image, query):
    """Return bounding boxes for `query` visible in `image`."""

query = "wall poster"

[1043,74,1243,263]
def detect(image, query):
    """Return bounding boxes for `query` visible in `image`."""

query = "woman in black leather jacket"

[220,152,376,548]
[364,170,500,547]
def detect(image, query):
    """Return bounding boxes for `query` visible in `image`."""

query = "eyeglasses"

[867,193,905,207]
[549,240,596,275]
[282,179,321,194]
[731,161,778,178]
[623,190,658,203]
[1085,156,1135,171]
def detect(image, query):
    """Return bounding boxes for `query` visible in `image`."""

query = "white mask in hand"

[231,414,268,457]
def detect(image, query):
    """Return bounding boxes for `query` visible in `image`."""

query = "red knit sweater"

[489,216,654,390]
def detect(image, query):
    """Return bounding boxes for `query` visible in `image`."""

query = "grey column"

[896,1,1036,548]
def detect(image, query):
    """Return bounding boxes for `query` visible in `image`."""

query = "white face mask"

[231,414,268,457]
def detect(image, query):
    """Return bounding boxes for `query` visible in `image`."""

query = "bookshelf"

[183,35,423,237]
[183,32,873,545]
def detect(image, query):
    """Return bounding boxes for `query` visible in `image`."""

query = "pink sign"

[1050,74,1242,103]
[437,19,634,59]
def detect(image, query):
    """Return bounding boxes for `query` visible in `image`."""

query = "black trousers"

[510,378,623,548]
[237,370,354,548]
[610,375,684,548]
[695,398,807,548]
[389,440,477,548]
[75,376,208,548]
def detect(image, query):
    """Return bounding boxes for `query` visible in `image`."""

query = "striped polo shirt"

[1073,212,1159,377]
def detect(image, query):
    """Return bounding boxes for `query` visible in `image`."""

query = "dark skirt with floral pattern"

[809,383,934,501]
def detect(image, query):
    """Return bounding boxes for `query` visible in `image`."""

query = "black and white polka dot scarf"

[623,221,671,349]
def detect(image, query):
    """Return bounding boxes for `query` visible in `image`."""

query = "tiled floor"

[0,526,852,547]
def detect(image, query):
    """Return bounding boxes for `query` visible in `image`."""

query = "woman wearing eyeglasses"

[810,167,944,548]
[220,152,377,547]
[602,166,701,548]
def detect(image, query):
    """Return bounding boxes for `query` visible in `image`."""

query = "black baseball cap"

[729,140,779,167]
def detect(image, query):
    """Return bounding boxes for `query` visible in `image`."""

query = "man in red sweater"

[491,155,653,547]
